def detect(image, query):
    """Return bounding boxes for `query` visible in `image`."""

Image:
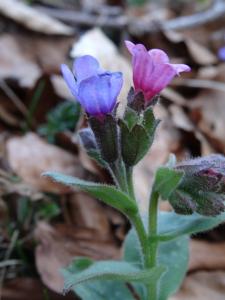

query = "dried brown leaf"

[35,222,120,293]
[6,133,85,193]
[0,0,73,35]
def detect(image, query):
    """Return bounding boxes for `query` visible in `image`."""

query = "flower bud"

[171,155,225,216]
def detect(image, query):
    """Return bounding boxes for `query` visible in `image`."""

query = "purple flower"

[218,46,225,61]
[61,55,123,117]
[125,41,191,102]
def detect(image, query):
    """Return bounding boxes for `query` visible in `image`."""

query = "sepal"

[119,106,159,166]
[127,88,160,112]
[89,114,118,163]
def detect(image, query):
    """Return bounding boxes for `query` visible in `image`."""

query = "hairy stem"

[108,160,128,193]
[146,190,159,300]
[132,213,149,265]
[126,166,136,200]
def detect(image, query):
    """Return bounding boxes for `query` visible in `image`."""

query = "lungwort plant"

[44,41,225,300]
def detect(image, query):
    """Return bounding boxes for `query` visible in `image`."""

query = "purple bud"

[125,41,191,103]
[61,55,123,117]
[173,155,225,216]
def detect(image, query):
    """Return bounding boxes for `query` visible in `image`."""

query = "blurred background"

[1,0,225,299]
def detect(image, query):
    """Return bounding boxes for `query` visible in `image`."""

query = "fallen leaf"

[189,240,225,272]
[68,192,111,237]
[35,222,120,293]
[0,35,41,87]
[2,277,75,300]
[0,0,74,35]
[171,271,225,300]
[6,133,85,193]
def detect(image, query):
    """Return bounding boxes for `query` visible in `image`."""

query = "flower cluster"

[45,40,225,300]
[62,42,190,117]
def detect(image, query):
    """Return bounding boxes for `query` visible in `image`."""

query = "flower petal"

[144,64,177,99]
[171,63,191,75]
[61,64,77,98]
[97,72,123,113]
[148,49,169,64]
[77,73,122,116]
[218,46,225,61]
[125,40,136,54]
[73,55,102,83]
[131,45,154,92]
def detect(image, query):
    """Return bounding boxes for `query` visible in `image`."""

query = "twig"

[35,0,225,34]
[0,260,22,269]
[35,5,127,29]
[129,0,225,35]
[0,230,19,300]
[172,78,225,93]
[0,80,28,117]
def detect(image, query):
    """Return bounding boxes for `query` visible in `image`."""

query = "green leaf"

[158,236,189,300]
[124,210,225,299]
[154,167,184,200]
[38,101,81,143]
[123,223,189,300]
[17,196,31,224]
[62,258,165,294]
[63,257,136,299]
[43,172,138,216]
[74,281,136,300]
[37,202,60,220]
[158,211,225,241]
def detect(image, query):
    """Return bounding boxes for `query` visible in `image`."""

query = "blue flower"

[61,55,123,117]
[218,46,225,61]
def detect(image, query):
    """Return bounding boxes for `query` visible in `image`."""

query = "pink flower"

[125,41,191,102]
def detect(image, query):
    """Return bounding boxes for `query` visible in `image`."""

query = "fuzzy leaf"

[63,258,136,300]
[62,258,165,294]
[43,172,138,216]
[123,220,189,300]
[158,211,225,241]
[154,167,184,200]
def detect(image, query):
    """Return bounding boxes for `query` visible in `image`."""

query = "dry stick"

[0,230,19,300]
[36,0,225,34]
[172,78,225,93]
[35,5,128,28]
[129,0,225,34]
[0,80,28,117]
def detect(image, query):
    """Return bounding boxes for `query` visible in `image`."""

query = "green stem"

[126,166,135,200]
[109,160,128,193]
[132,213,149,265]
[146,189,159,300]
